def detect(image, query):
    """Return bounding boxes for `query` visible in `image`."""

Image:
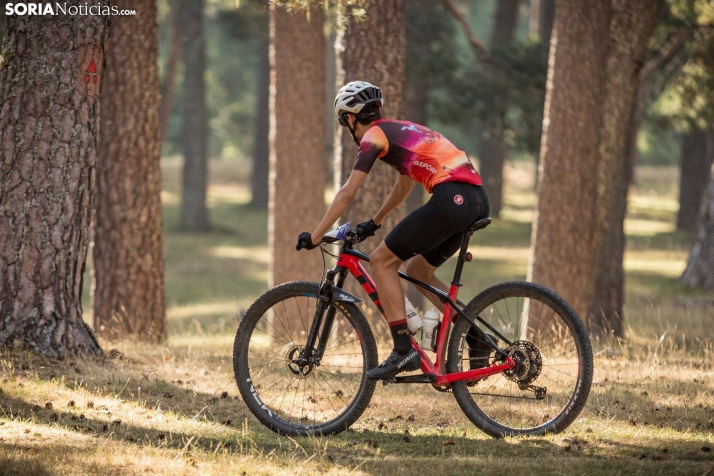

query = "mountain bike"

[233,218,593,437]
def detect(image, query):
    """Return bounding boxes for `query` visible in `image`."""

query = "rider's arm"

[310,170,368,245]
[373,174,415,226]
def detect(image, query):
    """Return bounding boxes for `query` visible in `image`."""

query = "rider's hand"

[355,219,381,242]
[296,232,318,251]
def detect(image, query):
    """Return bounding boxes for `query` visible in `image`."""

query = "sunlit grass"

[1,341,712,475]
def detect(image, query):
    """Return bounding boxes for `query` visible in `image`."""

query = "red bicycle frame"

[335,251,515,387]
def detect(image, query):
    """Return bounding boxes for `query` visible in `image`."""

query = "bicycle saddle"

[465,217,492,235]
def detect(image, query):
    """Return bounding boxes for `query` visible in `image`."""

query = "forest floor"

[1,160,713,475]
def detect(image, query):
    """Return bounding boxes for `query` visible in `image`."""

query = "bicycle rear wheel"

[447,281,593,437]
[233,281,378,436]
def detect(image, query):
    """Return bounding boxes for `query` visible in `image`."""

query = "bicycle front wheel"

[233,281,378,436]
[447,281,593,437]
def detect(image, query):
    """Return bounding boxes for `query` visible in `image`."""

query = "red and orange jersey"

[353,119,482,193]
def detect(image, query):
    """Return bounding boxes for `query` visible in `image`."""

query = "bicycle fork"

[299,268,354,367]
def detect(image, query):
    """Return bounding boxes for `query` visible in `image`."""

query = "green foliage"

[638,0,714,165]
[430,38,548,159]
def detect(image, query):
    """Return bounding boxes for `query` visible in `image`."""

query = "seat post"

[451,232,473,286]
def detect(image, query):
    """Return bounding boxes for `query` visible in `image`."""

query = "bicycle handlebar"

[320,222,364,246]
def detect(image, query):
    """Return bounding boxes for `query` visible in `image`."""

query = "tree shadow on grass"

[0,349,249,429]
[0,453,54,476]
[0,392,248,454]
[1,389,712,476]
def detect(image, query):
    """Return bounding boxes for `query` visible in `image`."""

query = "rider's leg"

[366,241,421,380]
[406,237,494,373]
[370,242,411,354]
[404,256,448,312]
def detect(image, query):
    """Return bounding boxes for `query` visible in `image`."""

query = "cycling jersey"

[353,119,482,193]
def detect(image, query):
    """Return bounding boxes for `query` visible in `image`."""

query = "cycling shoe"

[366,348,421,380]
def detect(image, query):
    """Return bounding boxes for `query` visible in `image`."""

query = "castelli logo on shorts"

[454,195,464,205]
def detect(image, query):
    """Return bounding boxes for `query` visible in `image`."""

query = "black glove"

[296,232,318,251]
[355,219,381,242]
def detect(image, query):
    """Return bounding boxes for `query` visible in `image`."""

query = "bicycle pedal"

[382,378,396,386]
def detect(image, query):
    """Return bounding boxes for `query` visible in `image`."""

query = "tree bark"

[530,0,661,329]
[588,13,684,338]
[677,129,714,231]
[180,0,210,230]
[94,0,167,342]
[680,165,714,288]
[250,37,270,209]
[160,0,182,142]
[0,9,109,356]
[269,4,326,290]
[0,7,6,50]
[477,0,519,217]
[337,0,407,250]
[527,1,612,319]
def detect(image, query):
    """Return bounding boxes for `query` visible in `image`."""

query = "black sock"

[389,320,412,355]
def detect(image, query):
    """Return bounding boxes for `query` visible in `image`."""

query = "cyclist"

[297,81,490,380]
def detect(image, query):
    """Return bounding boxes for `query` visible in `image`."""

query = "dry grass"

[2,160,713,475]
[1,343,713,475]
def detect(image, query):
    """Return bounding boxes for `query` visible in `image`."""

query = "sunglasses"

[338,114,350,128]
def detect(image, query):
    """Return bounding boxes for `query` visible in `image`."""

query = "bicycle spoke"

[449,282,592,435]
[240,285,373,433]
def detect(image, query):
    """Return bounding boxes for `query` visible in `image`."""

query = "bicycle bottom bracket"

[503,340,542,384]
[286,345,314,378]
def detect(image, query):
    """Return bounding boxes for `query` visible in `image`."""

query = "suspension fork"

[302,266,348,364]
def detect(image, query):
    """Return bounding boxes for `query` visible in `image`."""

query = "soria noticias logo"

[5,3,137,16]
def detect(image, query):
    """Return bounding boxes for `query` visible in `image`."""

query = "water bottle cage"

[431,321,441,351]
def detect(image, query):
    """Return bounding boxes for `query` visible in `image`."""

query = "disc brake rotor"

[286,345,314,379]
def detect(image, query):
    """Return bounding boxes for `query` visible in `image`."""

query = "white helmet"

[334,81,384,118]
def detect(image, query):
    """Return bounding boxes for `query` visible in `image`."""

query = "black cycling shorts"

[385,182,489,267]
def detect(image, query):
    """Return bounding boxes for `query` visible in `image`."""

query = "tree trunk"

[250,37,270,209]
[404,0,431,310]
[0,7,6,50]
[490,0,520,48]
[677,129,714,231]
[0,9,109,357]
[529,0,660,327]
[588,89,643,340]
[588,3,676,338]
[531,0,554,189]
[337,0,407,248]
[160,0,182,142]
[527,0,612,319]
[94,0,167,342]
[540,0,555,46]
[477,0,519,217]
[680,165,714,288]
[269,4,326,290]
[180,0,210,230]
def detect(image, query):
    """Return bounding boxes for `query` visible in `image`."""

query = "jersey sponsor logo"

[413,160,437,175]
[454,195,464,205]
[401,123,436,143]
